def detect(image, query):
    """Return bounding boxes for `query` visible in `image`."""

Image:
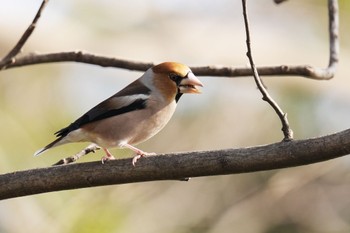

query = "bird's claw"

[132,154,142,166]
[132,152,156,166]
[101,155,116,164]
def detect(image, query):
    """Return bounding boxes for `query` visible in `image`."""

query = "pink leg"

[123,144,156,166]
[101,148,116,164]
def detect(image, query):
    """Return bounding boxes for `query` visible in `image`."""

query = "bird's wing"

[55,80,151,138]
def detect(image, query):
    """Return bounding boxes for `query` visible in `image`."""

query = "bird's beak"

[179,72,203,94]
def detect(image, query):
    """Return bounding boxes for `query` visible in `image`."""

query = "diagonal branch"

[242,0,293,141]
[1,128,350,200]
[52,143,101,166]
[0,0,49,70]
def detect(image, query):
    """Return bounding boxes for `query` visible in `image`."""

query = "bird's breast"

[128,100,177,144]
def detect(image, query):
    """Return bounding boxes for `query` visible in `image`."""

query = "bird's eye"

[169,73,182,84]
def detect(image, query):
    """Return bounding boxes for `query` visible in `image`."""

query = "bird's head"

[144,62,203,102]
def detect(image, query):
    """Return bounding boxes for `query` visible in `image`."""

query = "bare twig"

[327,0,339,76]
[0,0,339,80]
[0,0,48,69]
[0,0,343,201]
[8,51,155,72]
[52,143,100,166]
[1,128,350,200]
[4,52,337,79]
[274,0,338,80]
[274,0,288,4]
[242,0,293,141]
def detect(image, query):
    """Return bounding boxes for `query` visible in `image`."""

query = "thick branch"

[0,0,343,202]
[1,128,350,200]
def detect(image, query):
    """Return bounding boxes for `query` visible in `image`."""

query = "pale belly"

[79,101,177,148]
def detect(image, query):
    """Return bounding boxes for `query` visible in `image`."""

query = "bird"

[34,62,203,166]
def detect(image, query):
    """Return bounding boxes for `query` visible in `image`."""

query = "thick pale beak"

[179,72,203,94]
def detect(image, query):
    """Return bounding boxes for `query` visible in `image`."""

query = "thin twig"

[52,143,100,166]
[242,0,293,141]
[327,0,339,75]
[0,1,339,80]
[2,51,336,79]
[274,0,288,4]
[0,0,49,70]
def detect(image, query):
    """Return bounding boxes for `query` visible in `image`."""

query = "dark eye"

[169,73,182,84]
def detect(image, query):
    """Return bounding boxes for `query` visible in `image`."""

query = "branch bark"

[242,0,293,141]
[0,0,49,70]
[1,0,339,80]
[52,143,101,166]
[0,0,345,201]
[1,128,350,200]
[3,52,337,79]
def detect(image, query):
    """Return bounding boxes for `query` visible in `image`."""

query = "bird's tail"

[34,137,66,156]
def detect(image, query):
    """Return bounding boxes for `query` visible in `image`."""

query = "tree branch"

[0,0,49,70]
[1,128,350,200]
[2,51,337,79]
[0,0,339,80]
[52,143,101,166]
[0,0,344,201]
[242,0,293,141]
[327,0,339,75]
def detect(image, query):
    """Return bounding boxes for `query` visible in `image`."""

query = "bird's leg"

[101,148,116,164]
[123,144,156,166]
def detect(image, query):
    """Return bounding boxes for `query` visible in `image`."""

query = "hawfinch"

[34,62,203,165]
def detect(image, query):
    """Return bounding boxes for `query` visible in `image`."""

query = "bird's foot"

[122,143,156,166]
[101,155,116,164]
[132,151,156,166]
[101,148,116,164]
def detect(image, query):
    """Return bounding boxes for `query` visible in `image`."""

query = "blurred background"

[1,0,350,232]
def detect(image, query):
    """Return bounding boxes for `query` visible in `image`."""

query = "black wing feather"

[55,79,151,138]
[55,98,147,138]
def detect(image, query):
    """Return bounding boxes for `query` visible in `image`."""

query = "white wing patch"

[109,94,150,109]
